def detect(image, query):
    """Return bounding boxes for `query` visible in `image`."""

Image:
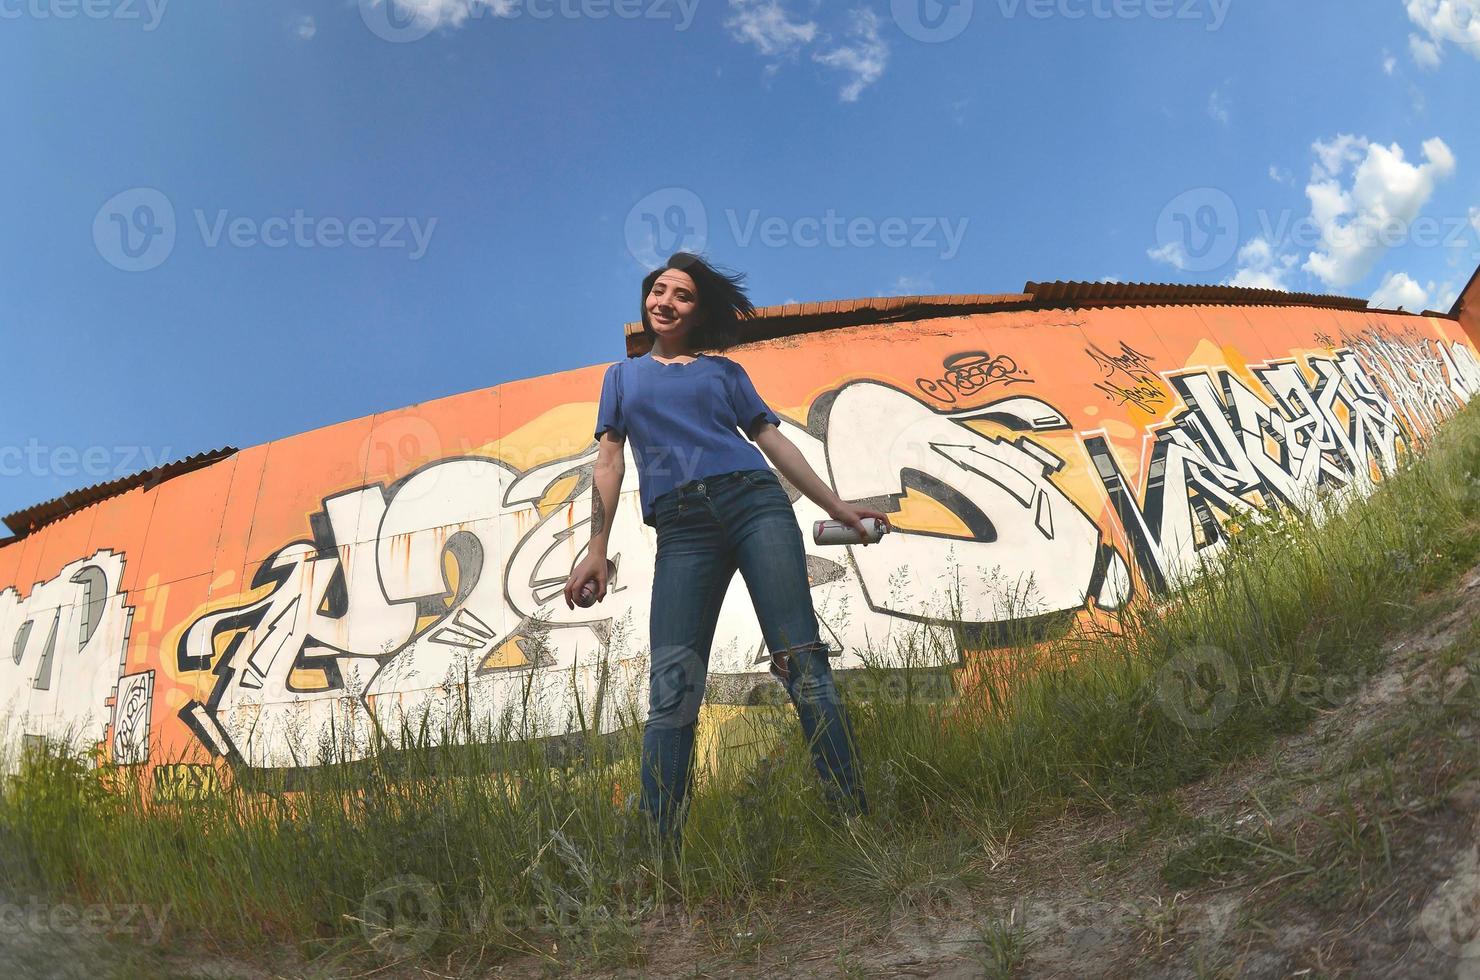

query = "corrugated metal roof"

[622,279,1403,355]
[3,446,237,540]
[624,293,1035,356]
[1022,280,1373,312]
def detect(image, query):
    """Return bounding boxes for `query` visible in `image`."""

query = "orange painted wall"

[2,302,1476,788]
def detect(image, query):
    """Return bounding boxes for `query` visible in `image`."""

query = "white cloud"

[1224,237,1299,290]
[1147,240,1191,271]
[1406,0,1480,65]
[1369,271,1431,310]
[1383,51,1398,74]
[881,274,934,296]
[1411,32,1444,67]
[1311,133,1367,180]
[725,0,817,57]
[1301,135,1457,289]
[813,8,889,102]
[294,14,317,40]
[1269,165,1293,185]
[380,0,516,31]
[1207,87,1231,126]
[1437,280,1461,310]
[1368,271,1461,311]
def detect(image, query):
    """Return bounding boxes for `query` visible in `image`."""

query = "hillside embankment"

[7,404,1480,979]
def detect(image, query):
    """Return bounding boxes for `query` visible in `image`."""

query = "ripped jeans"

[642,467,867,843]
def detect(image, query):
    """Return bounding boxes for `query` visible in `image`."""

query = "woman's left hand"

[825,501,893,546]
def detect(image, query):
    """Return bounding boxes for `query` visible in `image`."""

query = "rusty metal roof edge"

[621,293,1033,341]
[3,446,239,540]
[1022,280,1372,311]
[621,280,1395,354]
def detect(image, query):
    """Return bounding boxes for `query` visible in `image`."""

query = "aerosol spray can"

[576,559,617,607]
[813,517,890,545]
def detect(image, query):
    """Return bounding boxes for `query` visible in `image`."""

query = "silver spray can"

[813,517,890,545]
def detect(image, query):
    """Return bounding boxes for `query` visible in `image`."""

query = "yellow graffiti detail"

[153,763,221,803]
[478,636,531,671]
[889,487,973,537]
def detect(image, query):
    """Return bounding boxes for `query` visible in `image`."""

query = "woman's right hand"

[564,553,614,609]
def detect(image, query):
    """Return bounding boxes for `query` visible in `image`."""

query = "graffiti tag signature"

[1087,342,1167,412]
[916,351,1031,404]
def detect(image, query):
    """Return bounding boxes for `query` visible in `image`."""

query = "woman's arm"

[751,422,891,543]
[564,430,624,607]
[588,430,625,557]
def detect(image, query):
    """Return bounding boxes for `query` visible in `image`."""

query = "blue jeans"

[641,467,867,843]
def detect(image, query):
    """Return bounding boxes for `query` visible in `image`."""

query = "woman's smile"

[645,269,700,342]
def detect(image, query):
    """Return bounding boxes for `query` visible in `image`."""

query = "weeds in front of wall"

[4,402,1480,972]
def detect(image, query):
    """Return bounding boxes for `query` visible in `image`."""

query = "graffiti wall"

[2,298,1478,777]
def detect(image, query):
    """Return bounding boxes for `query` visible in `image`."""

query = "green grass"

[6,399,1480,973]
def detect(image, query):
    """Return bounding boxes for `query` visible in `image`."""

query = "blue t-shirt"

[594,350,782,526]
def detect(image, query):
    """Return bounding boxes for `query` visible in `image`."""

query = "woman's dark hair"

[640,252,756,352]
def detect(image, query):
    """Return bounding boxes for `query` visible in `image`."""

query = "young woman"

[563,252,890,844]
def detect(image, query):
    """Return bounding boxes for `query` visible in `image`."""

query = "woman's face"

[645,269,702,345]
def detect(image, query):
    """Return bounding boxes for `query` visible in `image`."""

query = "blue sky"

[2,0,1478,519]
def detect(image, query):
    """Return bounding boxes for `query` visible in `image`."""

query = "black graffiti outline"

[1087,341,1167,412]
[916,350,1032,405]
